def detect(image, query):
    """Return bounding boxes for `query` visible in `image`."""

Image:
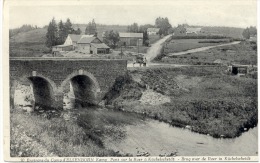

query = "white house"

[185,27,201,35]
[147,28,160,35]
[64,34,94,48]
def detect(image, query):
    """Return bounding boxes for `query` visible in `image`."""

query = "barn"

[77,37,110,54]
[119,32,143,46]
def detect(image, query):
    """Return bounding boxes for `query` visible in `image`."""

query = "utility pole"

[137,39,139,54]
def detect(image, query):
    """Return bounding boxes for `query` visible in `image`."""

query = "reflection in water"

[104,118,257,156]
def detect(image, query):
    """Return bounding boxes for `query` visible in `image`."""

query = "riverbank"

[104,66,257,138]
[10,107,146,157]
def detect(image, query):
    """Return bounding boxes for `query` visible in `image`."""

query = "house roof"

[119,32,143,38]
[68,34,83,42]
[147,28,160,32]
[91,43,110,49]
[68,34,94,42]
[77,37,97,44]
[52,44,73,48]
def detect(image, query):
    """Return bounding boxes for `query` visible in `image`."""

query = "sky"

[9,0,257,29]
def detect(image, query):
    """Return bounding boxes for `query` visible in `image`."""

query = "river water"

[104,118,257,156]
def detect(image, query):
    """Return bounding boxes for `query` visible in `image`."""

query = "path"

[168,41,241,56]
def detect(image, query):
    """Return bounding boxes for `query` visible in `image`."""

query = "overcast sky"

[9,0,257,29]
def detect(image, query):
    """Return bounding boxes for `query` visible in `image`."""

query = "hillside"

[201,26,244,38]
[10,28,47,43]
[10,24,128,44]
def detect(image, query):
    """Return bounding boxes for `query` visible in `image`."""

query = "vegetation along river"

[102,110,257,156]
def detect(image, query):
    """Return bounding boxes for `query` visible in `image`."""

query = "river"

[104,117,257,156]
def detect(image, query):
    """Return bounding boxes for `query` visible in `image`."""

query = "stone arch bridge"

[10,57,127,109]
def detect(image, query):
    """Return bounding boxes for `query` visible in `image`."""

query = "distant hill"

[10,24,128,43]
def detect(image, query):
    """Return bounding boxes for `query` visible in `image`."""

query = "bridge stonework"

[10,58,127,109]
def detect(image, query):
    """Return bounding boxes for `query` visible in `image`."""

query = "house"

[249,35,257,43]
[147,28,160,35]
[185,27,201,35]
[64,34,94,49]
[77,37,110,54]
[119,32,143,46]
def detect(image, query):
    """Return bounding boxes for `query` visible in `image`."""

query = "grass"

[162,41,257,65]
[164,38,231,54]
[10,42,51,57]
[105,66,257,138]
[10,107,144,157]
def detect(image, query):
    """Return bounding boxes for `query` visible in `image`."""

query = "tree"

[75,28,82,35]
[127,23,139,33]
[143,31,149,46]
[64,18,73,35]
[242,28,250,39]
[45,18,58,48]
[57,20,66,44]
[155,17,172,36]
[103,30,120,49]
[85,19,97,35]
[243,26,257,39]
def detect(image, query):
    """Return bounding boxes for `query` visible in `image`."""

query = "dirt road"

[145,35,172,62]
[127,35,172,67]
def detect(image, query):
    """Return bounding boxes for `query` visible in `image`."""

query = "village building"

[147,28,160,35]
[185,27,202,35]
[77,37,110,54]
[64,34,94,49]
[119,32,143,46]
[52,34,110,55]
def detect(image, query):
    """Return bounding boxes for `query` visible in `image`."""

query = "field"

[10,42,51,57]
[104,66,257,138]
[10,107,145,157]
[162,41,257,65]
[164,38,231,54]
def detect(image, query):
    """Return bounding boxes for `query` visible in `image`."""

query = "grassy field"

[164,39,231,54]
[10,42,51,57]
[10,107,145,157]
[104,66,257,138]
[162,41,257,65]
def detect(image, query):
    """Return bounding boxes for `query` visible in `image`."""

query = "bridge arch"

[11,74,58,109]
[60,70,101,107]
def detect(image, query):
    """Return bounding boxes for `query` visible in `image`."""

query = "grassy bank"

[104,66,257,138]
[10,107,144,157]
